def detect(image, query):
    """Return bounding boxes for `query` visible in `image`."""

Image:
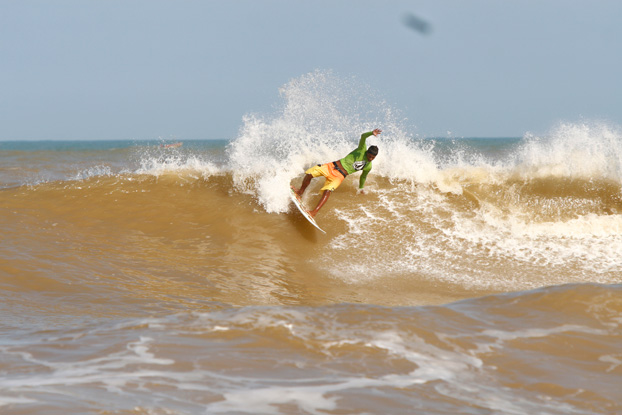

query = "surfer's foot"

[291,186,303,198]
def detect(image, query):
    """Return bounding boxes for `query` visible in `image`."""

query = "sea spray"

[516,122,622,181]
[130,142,221,180]
[227,70,438,213]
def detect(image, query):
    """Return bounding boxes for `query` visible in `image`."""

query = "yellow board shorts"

[305,162,345,192]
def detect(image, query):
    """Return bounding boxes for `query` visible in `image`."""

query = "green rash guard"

[339,131,374,189]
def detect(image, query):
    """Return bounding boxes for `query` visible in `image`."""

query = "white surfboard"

[289,187,326,234]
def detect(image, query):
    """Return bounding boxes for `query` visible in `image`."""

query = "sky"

[1,0,621,140]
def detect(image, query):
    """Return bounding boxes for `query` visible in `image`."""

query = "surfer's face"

[366,153,376,162]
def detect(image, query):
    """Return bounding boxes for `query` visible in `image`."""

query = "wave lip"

[516,122,622,182]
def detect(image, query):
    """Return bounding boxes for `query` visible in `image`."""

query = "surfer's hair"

[367,145,379,156]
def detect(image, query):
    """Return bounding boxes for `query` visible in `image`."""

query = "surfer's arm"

[358,131,374,151]
[359,167,371,189]
[357,129,381,150]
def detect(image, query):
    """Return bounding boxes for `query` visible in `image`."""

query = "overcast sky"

[1,0,621,140]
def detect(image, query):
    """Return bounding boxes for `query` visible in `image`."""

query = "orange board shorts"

[305,162,345,192]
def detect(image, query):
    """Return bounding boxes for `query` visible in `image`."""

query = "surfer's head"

[366,145,378,161]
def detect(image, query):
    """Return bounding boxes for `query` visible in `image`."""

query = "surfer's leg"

[308,190,331,217]
[296,174,313,196]
[308,165,342,216]
[298,164,330,196]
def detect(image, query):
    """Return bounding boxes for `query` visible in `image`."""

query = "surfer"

[293,129,381,217]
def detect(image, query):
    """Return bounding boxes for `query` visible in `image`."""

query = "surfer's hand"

[372,129,382,136]
[358,189,366,195]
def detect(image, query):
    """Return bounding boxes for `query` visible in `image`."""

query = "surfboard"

[289,187,326,234]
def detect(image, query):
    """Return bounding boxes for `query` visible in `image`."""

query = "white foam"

[481,324,609,343]
[0,396,37,406]
[211,386,338,415]
[599,354,622,373]
[366,331,483,382]
[0,336,174,391]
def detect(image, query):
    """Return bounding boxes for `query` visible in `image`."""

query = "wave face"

[1,71,622,413]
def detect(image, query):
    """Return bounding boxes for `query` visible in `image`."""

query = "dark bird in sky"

[402,12,432,35]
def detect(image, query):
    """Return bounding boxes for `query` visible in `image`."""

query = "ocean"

[1,73,621,414]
